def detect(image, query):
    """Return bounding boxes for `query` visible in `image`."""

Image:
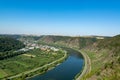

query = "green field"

[0,49,64,79]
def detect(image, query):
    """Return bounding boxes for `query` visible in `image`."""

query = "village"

[17,41,60,53]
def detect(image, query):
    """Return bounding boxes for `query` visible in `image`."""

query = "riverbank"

[6,51,67,80]
[29,48,84,80]
[75,50,91,80]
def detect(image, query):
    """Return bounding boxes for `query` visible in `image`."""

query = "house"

[50,47,59,52]
[29,47,34,50]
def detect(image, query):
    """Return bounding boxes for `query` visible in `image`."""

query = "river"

[29,49,84,80]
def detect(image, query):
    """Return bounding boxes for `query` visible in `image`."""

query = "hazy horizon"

[0,0,120,36]
[0,33,117,37]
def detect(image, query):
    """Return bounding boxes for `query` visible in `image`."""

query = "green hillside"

[0,36,25,52]
[38,35,120,80]
[0,34,119,80]
[97,35,120,55]
[39,35,97,49]
[81,35,120,80]
[0,36,25,60]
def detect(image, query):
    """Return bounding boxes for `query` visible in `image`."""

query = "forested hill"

[39,35,98,49]
[38,35,119,54]
[98,35,120,49]
[80,35,120,80]
[92,34,120,56]
[0,36,25,52]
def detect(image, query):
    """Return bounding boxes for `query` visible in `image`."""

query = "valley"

[0,34,120,80]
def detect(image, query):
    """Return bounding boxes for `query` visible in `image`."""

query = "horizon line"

[0,33,115,37]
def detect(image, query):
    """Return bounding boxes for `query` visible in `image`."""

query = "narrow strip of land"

[76,50,91,80]
[7,52,67,79]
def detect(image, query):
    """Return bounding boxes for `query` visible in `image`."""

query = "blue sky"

[0,0,120,36]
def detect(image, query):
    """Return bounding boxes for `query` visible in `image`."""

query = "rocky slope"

[84,35,120,80]
[38,35,120,80]
[39,35,98,49]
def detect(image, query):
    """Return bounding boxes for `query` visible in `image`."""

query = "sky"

[0,0,120,36]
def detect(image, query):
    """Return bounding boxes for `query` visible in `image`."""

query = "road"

[76,50,91,80]
[7,52,67,79]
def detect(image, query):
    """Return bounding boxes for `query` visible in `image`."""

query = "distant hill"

[81,35,120,80]
[0,36,25,52]
[39,35,99,49]
[0,34,22,39]
[94,34,120,56]
[38,35,120,80]
[0,34,119,79]
[0,36,25,60]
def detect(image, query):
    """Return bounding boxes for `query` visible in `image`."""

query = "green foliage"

[0,49,65,79]
[118,57,120,64]
[0,36,25,52]
[79,37,97,49]
[97,35,120,55]
[80,35,120,80]
[39,35,97,49]
[0,36,25,60]
[0,51,25,60]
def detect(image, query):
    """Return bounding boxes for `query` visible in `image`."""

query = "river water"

[29,49,84,80]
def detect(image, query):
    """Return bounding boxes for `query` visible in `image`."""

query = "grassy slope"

[81,35,120,80]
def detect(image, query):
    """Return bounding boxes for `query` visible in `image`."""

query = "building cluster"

[18,42,59,52]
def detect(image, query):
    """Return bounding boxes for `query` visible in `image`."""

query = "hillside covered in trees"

[80,35,120,80]
[0,36,25,60]
[39,35,98,49]
[97,35,120,55]
[0,36,25,52]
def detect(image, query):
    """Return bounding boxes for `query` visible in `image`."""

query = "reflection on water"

[29,50,84,80]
